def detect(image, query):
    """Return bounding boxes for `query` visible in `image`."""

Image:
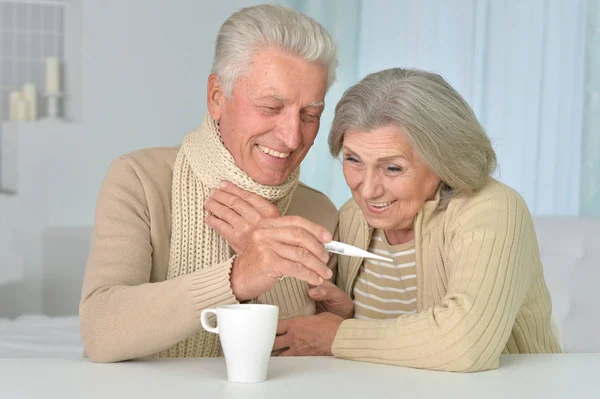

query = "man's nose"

[274,112,301,150]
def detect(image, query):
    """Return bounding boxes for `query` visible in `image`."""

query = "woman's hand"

[309,280,354,319]
[274,312,343,356]
[204,181,280,254]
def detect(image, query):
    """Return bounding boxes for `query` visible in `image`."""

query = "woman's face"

[342,125,441,232]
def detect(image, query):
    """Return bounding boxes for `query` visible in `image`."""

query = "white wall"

[74,0,281,224]
[0,122,87,316]
[0,0,285,317]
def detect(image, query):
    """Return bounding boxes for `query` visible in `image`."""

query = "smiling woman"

[341,126,441,242]
[276,68,562,372]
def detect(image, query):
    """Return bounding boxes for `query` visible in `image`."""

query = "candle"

[45,57,61,94]
[15,98,29,121]
[9,91,23,120]
[23,83,37,120]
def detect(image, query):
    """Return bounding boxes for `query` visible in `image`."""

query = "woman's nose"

[359,170,384,199]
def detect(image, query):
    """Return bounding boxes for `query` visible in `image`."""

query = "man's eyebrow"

[257,94,288,102]
[256,94,324,108]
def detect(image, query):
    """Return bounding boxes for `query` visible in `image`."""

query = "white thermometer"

[324,240,393,262]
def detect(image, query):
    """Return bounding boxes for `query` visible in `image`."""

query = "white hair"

[211,4,338,97]
[329,68,497,208]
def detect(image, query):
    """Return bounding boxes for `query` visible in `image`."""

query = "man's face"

[207,47,328,186]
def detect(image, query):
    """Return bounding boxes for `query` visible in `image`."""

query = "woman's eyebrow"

[343,146,408,162]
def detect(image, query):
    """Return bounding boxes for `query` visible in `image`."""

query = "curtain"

[286,0,361,207]
[288,0,588,215]
[581,0,600,216]
[357,0,587,215]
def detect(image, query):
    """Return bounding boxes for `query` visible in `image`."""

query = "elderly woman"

[273,68,561,372]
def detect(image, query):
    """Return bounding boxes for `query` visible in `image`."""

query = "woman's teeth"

[258,145,290,159]
[369,201,394,209]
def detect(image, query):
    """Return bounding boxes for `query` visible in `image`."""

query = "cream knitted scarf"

[162,114,299,357]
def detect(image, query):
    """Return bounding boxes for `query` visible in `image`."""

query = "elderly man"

[80,4,339,362]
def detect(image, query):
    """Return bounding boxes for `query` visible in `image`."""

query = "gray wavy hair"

[211,4,338,97]
[329,68,497,208]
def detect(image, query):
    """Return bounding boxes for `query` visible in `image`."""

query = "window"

[0,0,65,121]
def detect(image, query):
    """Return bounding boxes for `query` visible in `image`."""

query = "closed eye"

[301,112,321,123]
[261,106,282,114]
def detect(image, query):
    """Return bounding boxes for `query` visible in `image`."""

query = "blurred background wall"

[0,0,597,317]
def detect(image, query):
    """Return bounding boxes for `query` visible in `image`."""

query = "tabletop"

[0,354,598,398]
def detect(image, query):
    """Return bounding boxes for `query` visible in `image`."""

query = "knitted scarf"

[161,114,299,357]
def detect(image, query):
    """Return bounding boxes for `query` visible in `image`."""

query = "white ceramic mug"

[200,304,279,383]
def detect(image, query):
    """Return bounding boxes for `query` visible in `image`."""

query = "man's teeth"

[258,145,290,159]
[369,201,394,208]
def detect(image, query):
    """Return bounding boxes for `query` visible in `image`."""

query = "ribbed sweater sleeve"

[332,188,538,372]
[79,159,238,362]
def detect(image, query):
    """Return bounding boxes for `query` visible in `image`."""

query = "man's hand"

[205,181,280,254]
[309,280,354,319]
[228,216,333,301]
[203,181,334,302]
[274,312,343,356]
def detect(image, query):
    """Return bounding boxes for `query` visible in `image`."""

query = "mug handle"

[200,308,219,334]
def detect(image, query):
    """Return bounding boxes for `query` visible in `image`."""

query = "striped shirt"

[353,229,417,319]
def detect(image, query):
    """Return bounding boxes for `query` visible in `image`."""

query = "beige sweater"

[332,179,561,372]
[80,147,338,362]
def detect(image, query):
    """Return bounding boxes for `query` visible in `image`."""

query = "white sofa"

[533,217,600,353]
[1,217,599,357]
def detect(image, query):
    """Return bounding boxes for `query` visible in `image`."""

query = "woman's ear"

[207,74,225,121]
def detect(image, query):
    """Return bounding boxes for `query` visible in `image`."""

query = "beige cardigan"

[80,147,338,362]
[332,179,561,372]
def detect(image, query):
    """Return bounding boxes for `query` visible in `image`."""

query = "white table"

[0,354,598,398]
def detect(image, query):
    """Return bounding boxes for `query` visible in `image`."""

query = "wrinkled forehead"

[343,126,416,160]
[232,47,328,103]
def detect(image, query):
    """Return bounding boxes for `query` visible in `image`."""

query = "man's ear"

[207,74,225,121]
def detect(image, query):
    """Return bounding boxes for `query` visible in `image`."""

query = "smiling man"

[79,5,339,362]
[209,46,328,187]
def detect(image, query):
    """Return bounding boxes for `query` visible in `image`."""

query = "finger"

[275,259,326,286]
[308,287,327,300]
[204,197,244,227]
[273,336,287,351]
[273,334,290,351]
[277,320,289,335]
[219,182,280,218]
[205,213,234,238]
[260,215,332,243]
[261,225,330,265]
[274,246,332,282]
[209,188,262,225]
[307,280,336,300]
